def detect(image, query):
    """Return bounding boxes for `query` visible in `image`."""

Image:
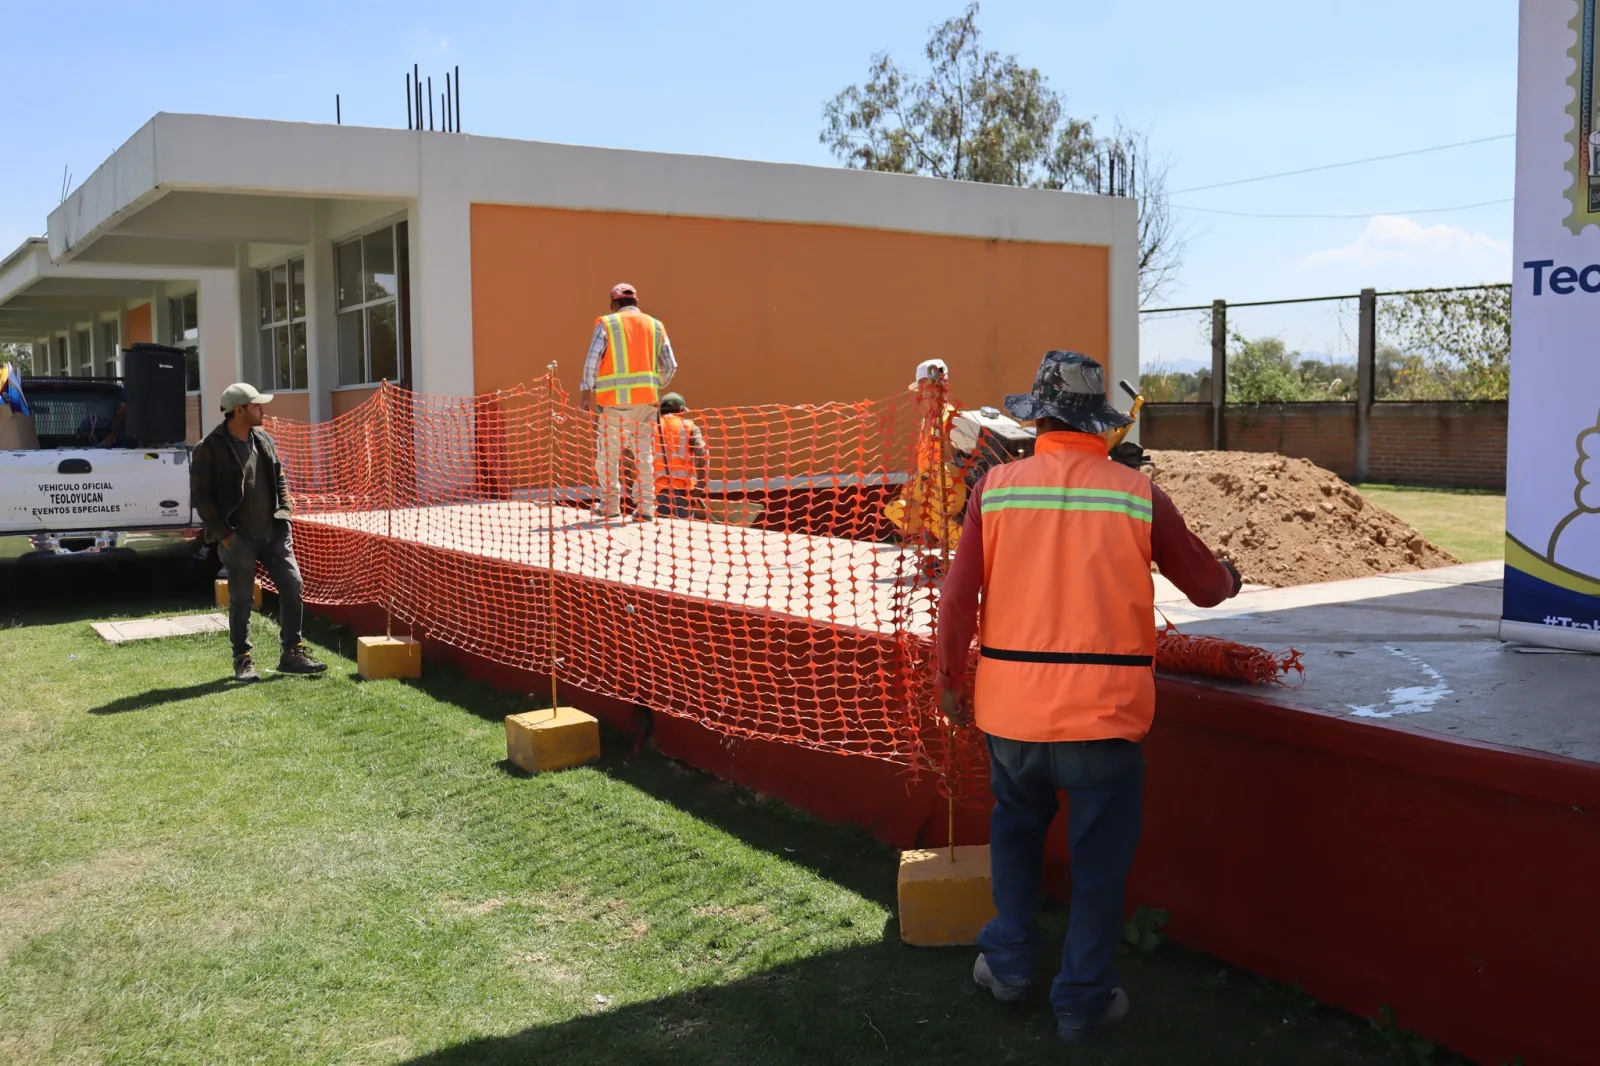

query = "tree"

[821,3,1183,304]
[0,342,32,376]
[1226,334,1354,403]
[1377,287,1510,401]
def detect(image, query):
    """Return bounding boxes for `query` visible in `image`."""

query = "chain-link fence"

[1139,284,1510,404]
[1138,306,1213,401]
[1375,285,1510,400]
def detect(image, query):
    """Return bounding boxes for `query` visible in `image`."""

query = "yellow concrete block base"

[215,578,263,609]
[506,707,601,773]
[357,635,423,680]
[897,844,997,946]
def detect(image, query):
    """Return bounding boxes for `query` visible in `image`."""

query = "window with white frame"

[257,258,307,391]
[101,319,120,378]
[335,222,406,386]
[75,327,92,377]
[168,292,201,392]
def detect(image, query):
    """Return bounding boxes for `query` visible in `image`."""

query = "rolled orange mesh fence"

[267,376,1294,807]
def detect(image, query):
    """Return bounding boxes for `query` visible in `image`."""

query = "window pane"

[338,310,365,385]
[259,328,275,388]
[257,270,272,327]
[336,239,362,309]
[182,293,199,338]
[362,227,396,302]
[290,258,306,320]
[270,264,288,326]
[290,321,307,390]
[274,325,291,392]
[368,302,398,383]
[184,347,200,392]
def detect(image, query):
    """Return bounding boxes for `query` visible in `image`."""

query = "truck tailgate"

[0,448,192,534]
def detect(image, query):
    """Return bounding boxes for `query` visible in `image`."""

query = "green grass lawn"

[1357,484,1506,563]
[0,585,1449,1065]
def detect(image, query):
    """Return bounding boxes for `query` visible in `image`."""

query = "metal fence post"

[1356,287,1376,482]
[1210,299,1227,450]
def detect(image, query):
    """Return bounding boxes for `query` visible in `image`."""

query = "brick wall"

[1139,403,1211,450]
[1368,402,1507,490]
[1141,400,1508,490]
[1226,403,1360,479]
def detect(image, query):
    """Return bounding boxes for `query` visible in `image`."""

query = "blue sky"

[3,0,1516,320]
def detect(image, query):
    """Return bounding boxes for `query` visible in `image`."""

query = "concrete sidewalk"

[1152,562,1600,763]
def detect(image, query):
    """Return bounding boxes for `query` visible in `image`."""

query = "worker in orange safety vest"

[580,282,678,521]
[653,392,710,519]
[936,351,1242,1044]
[883,358,966,565]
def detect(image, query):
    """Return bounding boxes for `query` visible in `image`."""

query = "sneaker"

[277,644,328,675]
[234,653,261,683]
[1056,987,1130,1043]
[972,954,1030,1003]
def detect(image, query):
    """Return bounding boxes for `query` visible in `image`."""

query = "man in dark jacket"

[191,382,325,682]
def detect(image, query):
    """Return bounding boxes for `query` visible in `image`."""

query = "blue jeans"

[977,733,1145,1022]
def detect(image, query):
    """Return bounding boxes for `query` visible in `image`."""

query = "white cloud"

[1298,216,1510,281]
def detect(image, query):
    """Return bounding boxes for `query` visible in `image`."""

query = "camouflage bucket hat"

[1003,351,1132,434]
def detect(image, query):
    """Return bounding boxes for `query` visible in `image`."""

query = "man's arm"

[579,324,606,411]
[689,423,710,487]
[936,474,988,692]
[189,439,230,542]
[1149,483,1241,608]
[267,435,292,518]
[658,332,677,388]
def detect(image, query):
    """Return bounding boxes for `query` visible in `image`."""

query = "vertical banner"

[1502,0,1600,650]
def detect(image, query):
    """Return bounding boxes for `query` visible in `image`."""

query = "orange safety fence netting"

[265,376,1298,806]
[269,376,989,796]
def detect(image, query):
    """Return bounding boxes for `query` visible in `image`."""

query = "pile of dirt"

[1145,450,1459,587]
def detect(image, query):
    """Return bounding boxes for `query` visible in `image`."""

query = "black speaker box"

[123,343,188,444]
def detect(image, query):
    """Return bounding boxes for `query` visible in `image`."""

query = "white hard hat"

[910,359,949,390]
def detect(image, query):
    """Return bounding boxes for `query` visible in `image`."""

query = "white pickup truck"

[0,377,202,565]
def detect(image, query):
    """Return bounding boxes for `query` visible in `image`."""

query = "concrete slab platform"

[92,614,229,644]
[1156,561,1600,763]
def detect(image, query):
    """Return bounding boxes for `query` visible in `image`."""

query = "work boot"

[277,644,327,675]
[1056,988,1130,1044]
[234,653,261,683]
[972,954,1030,1003]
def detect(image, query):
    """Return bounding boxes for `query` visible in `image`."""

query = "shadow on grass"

[598,746,902,910]
[87,675,287,714]
[389,936,1412,1066]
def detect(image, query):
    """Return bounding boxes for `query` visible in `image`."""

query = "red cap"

[609,282,637,301]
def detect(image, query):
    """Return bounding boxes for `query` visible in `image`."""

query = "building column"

[305,201,338,422]
[407,177,473,397]
[196,269,243,436]
[1106,196,1141,445]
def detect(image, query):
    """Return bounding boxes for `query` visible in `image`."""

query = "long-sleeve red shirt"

[935,440,1238,691]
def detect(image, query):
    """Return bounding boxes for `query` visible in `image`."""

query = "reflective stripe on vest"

[594,312,664,406]
[974,434,1157,743]
[654,413,696,490]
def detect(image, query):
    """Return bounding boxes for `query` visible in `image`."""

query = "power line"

[1169,134,1514,196]
[1170,197,1511,220]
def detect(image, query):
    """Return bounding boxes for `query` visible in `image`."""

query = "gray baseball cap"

[219,382,274,413]
[1003,351,1132,434]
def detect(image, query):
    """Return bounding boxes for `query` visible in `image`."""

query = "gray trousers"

[220,520,304,659]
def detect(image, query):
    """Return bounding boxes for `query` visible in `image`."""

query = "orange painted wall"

[332,387,379,419]
[125,303,152,345]
[270,392,311,424]
[470,205,1109,410]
